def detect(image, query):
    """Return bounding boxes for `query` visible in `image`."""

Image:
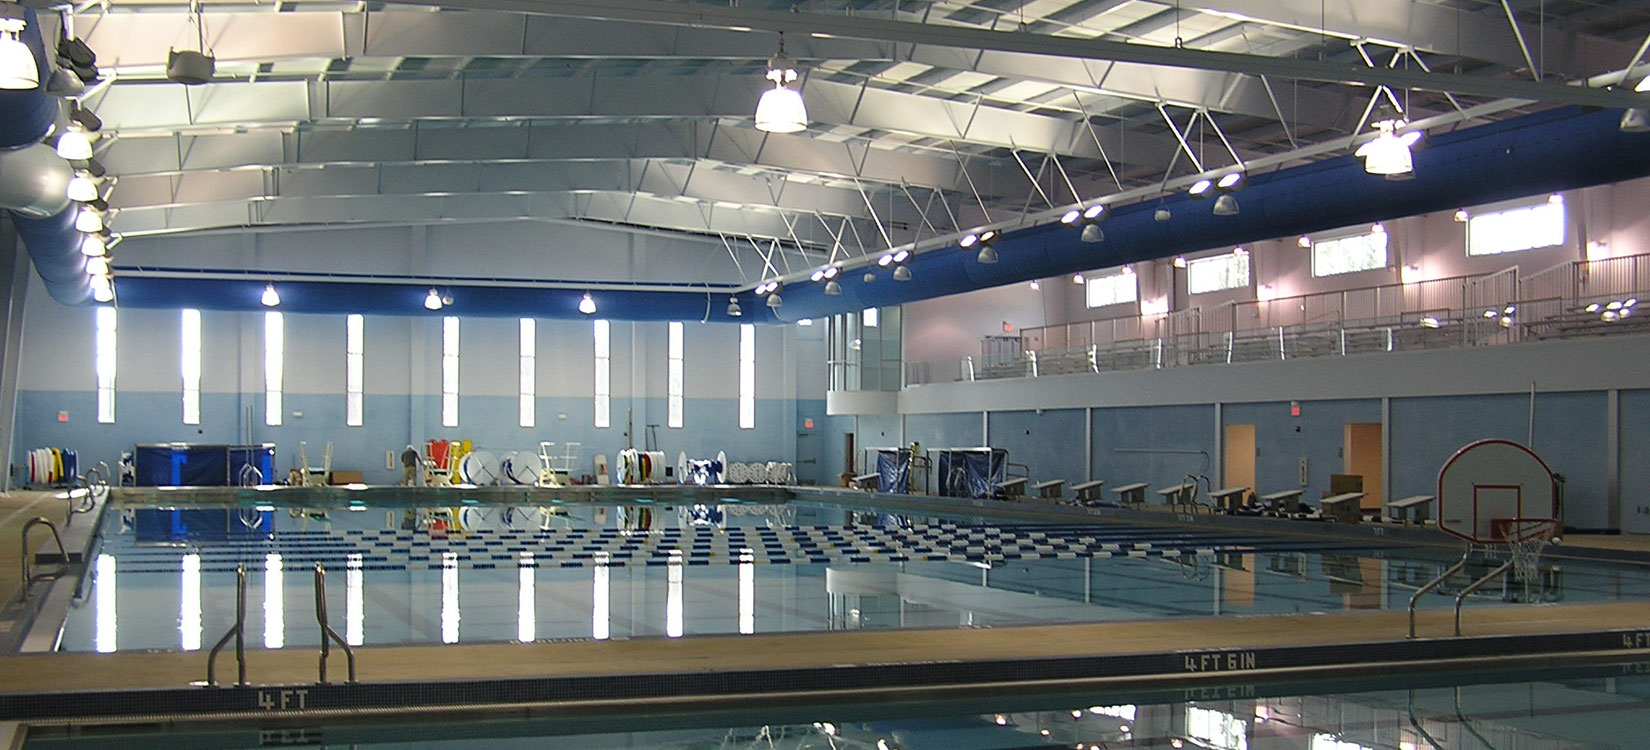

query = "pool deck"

[3,487,1650,724]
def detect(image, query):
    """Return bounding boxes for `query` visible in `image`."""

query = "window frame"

[593,319,611,428]
[1186,252,1251,295]
[666,321,684,429]
[95,307,116,424]
[1310,226,1390,278]
[441,316,459,428]
[1466,196,1566,256]
[518,318,536,428]
[263,312,283,426]
[181,309,201,425]
[738,324,755,429]
[345,314,364,427]
[1084,269,1139,308]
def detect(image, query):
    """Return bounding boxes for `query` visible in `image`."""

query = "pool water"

[53,497,1650,653]
[21,658,1650,749]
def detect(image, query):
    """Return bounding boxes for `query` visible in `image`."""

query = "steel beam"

[391,0,1650,108]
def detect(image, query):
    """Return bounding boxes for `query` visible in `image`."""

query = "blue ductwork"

[106,106,1650,322]
[0,7,91,305]
[771,106,1650,321]
[11,208,89,304]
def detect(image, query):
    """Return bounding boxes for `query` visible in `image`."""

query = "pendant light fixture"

[0,12,37,91]
[578,292,597,315]
[754,34,807,133]
[726,296,742,317]
[424,288,444,311]
[167,0,215,85]
[260,284,280,307]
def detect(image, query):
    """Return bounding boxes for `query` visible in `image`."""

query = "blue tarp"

[876,450,910,493]
[133,444,276,486]
[935,448,1006,499]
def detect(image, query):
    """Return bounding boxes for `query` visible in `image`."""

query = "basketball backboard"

[1437,439,1556,543]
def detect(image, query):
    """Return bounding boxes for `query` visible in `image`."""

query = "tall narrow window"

[345,314,364,427]
[593,319,610,428]
[738,324,754,429]
[667,321,684,429]
[94,307,116,423]
[441,316,459,428]
[263,311,283,426]
[519,318,536,428]
[181,309,201,425]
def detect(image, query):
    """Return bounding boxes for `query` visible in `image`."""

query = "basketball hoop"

[1494,517,1558,586]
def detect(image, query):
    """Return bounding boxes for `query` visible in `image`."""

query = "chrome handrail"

[1408,549,1472,638]
[314,563,356,684]
[206,565,248,687]
[1453,560,1514,636]
[20,517,69,598]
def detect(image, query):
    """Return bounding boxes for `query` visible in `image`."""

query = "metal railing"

[314,562,357,684]
[906,254,1650,386]
[1408,551,1471,638]
[1452,560,1514,636]
[19,517,69,599]
[206,565,248,687]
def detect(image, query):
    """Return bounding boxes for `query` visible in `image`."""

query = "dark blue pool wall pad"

[133,444,276,486]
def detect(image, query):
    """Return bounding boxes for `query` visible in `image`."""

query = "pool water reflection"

[54,498,1650,653]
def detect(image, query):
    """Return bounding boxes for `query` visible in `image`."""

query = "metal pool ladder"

[206,565,248,686]
[1407,550,1472,638]
[314,562,356,683]
[19,517,69,599]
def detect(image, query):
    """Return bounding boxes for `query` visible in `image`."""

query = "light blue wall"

[904,412,983,452]
[1387,392,1610,528]
[987,409,1088,488]
[1091,405,1215,493]
[1222,399,1382,506]
[1622,390,1650,534]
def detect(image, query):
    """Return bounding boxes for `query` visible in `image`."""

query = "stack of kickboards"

[26,447,77,486]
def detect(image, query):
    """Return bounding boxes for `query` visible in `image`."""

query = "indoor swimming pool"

[19,656,1650,749]
[49,492,1650,653]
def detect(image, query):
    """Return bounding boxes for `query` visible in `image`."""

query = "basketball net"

[1500,518,1559,586]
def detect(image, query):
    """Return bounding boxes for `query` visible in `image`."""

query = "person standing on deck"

[401,444,421,486]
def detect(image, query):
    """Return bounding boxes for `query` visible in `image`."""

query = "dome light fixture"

[1212,194,1239,216]
[0,16,38,91]
[67,171,98,202]
[975,244,998,264]
[56,126,93,161]
[260,283,280,307]
[765,291,783,309]
[424,288,443,311]
[80,232,107,257]
[74,206,103,232]
[726,296,742,317]
[892,264,911,281]
[578,292,597,315]
[753,35,806,133]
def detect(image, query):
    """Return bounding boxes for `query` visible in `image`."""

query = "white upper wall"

[114,219,752,285]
